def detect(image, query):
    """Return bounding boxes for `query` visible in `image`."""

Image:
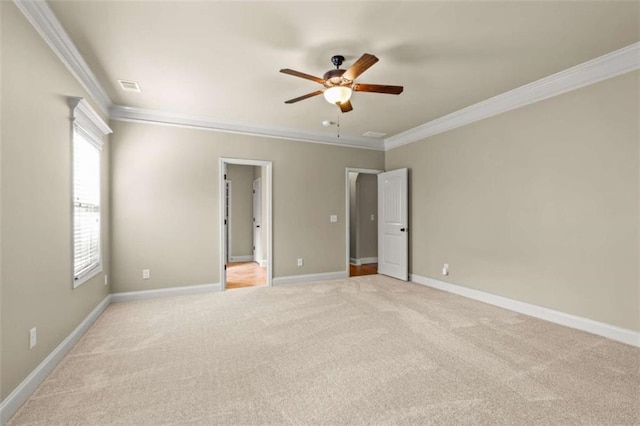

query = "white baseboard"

[273,271,348,286]
[411,274,640,347]
[229,255,253,262]
[111,282,221,303]
[0,295,111,424]
[350,257,378,266]
[258,259,268,267]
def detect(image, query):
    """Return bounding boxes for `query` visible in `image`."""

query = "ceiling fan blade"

[353,84,404,95]
[279,69,325,84]
[284,90,323,104]
[338,100,353,113]
[343,53,379,81]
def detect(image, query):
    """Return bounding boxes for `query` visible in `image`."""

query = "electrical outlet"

[297,258,303,267]
[29,327,37,349]
[330,215,338,223]
[442,264,449,276]
[370,214,375,221]
[142,269,150,279]
[104,275,108,286]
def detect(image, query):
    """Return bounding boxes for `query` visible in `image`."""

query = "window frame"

[68,97,112,288]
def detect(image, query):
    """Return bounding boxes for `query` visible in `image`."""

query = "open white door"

[377,168,408,281]
[253,178,262,264]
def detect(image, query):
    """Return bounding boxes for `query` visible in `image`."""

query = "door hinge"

[224,264,227,270]
[224,174,227,180]
[224,219,227,225]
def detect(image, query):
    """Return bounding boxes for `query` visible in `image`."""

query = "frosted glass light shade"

[323,86,352,104]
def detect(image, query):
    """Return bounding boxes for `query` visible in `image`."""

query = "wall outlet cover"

[29,327,37,349]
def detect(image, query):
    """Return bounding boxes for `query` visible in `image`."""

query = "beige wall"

[356,173,378,260]
[1,2,111,399]
[226,164,254,258]
[386,71,639,331]
[110,121,384,292]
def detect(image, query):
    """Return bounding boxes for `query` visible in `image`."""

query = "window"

[69,97,112,287]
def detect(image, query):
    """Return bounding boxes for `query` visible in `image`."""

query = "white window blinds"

[73,128,101,281]
[68,97,112,287]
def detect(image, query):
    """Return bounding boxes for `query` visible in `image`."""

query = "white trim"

[14,0,112,115]
[68,97,112,142]
[110,283,221,303]
[0,295,111,424]
[229,255,254,262]
[411,274,640,348]
[272,271,348,286]
[258,259,268,267]
[345,168,383,276]
[219,158,273,291]
[385,42,640,150]
[350,257,378,266]
[110,105,384,151]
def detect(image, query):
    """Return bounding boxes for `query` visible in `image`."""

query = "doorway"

[220,159,272,290]
[345,168,383,277]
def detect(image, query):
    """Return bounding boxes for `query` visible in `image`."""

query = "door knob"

[400,228,406,232]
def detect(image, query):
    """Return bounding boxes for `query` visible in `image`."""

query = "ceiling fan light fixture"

[323,86,352,105]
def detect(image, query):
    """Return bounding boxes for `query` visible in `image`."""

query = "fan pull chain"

[337,111,340,139]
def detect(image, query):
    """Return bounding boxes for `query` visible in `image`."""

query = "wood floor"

[349,263,378,277]
[226,261,266,289]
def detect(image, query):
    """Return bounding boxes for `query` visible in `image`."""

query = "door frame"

[219,158,273,290]
[345,167,383,276]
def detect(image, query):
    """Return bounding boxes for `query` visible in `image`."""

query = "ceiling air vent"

[362,131,387,138]
[117,80,141,92]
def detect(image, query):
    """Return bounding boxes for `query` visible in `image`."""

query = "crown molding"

[384,42,640,151]
[14,0,112,115]
[110,105,385,151]
[68,97,112,137]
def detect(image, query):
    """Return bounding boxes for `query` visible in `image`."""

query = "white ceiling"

[48,1,639,146]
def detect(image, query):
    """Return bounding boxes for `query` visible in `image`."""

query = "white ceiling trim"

[384,42,640,151]
[14,0,112,115]
[110,105,385,151]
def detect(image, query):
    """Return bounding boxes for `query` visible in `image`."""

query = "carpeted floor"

[8,275,640,425]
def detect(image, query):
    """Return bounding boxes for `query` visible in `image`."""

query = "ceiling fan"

[280,53,403,113]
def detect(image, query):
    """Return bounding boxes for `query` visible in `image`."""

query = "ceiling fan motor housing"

[323,68,349,87]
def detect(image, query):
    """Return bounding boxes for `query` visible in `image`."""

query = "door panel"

[378,168,408,281]
[253,178,262,263]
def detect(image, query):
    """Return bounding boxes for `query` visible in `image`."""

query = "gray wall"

[349,173,358,260]
[355,173,378,260]
[1,2,111,399]
[110,120,384,292]
[226,164,254,258]
[386,71,639,331]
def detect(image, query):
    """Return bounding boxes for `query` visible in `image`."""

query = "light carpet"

[8,275,640,425]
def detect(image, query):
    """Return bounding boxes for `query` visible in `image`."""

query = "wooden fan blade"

[284,90,323,104]
[353,83,404,95]
[279,69,325,84]
[338,100,353,113]
[343,54,379,81]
